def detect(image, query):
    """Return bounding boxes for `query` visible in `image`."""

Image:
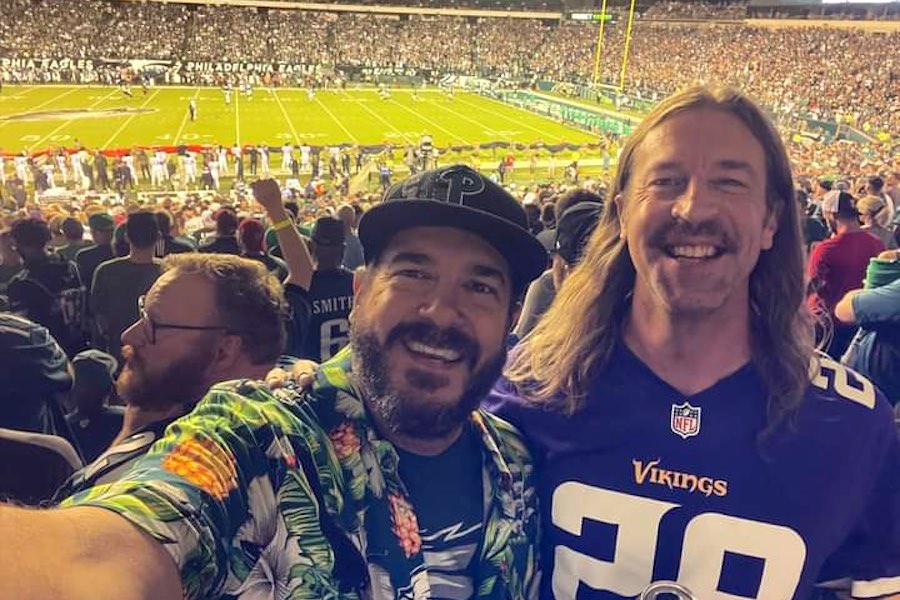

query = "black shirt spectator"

[90,212,162,362]
[75,213,116,288]
[199,208,241,255]
[0,313,75,444]
[154,210,195,257]
[57,218,91,262]
[302,217,354,362]
[64,349,123,463]
[8,219,87,356]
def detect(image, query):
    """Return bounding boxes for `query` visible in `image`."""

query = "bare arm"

[834,288,864,324]
[0,505,181,600]
[251,179,314,291]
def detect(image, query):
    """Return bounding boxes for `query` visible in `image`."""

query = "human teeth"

[407,341,462,361]
[670,245,718,258]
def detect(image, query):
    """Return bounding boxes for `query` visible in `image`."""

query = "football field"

[0,85,599,154]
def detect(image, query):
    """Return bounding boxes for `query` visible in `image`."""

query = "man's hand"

[251,179,284,214]
[264,360,319,392]
[290,359,319,390]
[265,367,289,389]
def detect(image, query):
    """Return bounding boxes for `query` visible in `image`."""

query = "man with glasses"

[55,252,292,498]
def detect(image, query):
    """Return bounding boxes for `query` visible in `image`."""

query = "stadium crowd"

[1,1,898,138]
[642,0,748,20]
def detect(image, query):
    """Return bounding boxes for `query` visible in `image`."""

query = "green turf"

[0,86,600,154]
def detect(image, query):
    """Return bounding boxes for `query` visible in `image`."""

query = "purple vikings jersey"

[485,343,900,600]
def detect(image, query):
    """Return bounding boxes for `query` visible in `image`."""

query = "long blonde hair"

[505,86,815,430]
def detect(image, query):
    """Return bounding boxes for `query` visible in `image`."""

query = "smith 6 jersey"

[485,343,900,600]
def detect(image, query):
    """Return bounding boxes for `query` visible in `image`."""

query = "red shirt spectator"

[808,191,885,357]
[808,230,885,314]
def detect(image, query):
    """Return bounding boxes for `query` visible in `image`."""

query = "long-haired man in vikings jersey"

[487,86,900,600]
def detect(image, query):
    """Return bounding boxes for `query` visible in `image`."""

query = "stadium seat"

[0,428,82,505]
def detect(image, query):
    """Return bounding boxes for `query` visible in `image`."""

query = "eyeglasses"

[137,295,234,345]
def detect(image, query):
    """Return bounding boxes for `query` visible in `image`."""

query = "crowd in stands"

[0,0,189,60]
[1,1,897,138]
[265,0,564,9]
[642,0,748,20]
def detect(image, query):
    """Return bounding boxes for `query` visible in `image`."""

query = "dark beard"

[351,320,506,440]
[117,346,217,410]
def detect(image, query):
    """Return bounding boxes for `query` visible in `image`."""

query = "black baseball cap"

[556,202,603,265]
[311,216,345,246]
[358,164,547,295]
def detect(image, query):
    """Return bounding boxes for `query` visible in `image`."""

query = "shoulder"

[7,268,28,285]
[0,312,47,342]
[810,236,838,258]
[74,245,95,260]
[475,409,537,482]
[199,379,316,431]
[95,257,124,272]
[92,259,121,280]
[478,409,529,452]
[483,375,557,433]
[805,353,894,428]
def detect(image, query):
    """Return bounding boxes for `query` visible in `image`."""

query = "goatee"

[351,320,506,440]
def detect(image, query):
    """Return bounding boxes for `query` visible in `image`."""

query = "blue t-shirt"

[844,278,900,405]
[485,343,900,600]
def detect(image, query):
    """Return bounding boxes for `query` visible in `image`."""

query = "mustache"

[649,218,736,251]
[385,319,480,369]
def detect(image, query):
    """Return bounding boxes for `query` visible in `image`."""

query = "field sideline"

[0,85,599,155]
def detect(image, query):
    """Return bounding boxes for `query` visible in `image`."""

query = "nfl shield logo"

[670,402,701,439]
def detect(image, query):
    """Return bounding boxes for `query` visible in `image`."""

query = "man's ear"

[761,202,781,251]
[212,334,243,373]
[349,266,370,324]
[352,266,369,296]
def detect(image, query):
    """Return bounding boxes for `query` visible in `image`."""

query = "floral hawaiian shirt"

[63,347,540,600]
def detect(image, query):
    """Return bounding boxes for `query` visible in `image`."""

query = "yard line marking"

[0,86,79,130]
[315,94,359,144]
[4,85,39,98]
[455,94,563,139]
[27,88,120,151]
[173,87,200,146]
[338,89,411,144]
[101,89,161,149]
[430,97,502,137]
[234,86,240,146]
[272,89,301,144]
[388,94,469,145]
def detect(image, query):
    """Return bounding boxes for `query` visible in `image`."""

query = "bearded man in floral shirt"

[1,166,545,600]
